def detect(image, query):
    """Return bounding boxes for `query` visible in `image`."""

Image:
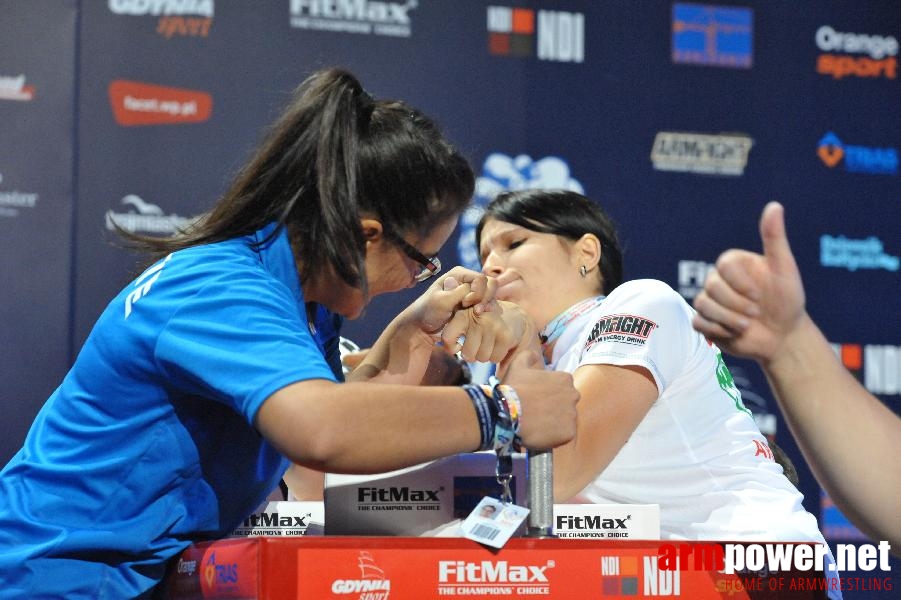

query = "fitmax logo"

[357,486,440,502]
[438,560,553,583]
[241,512,311,527]
[290,0,418,37]
[557,515,628,529]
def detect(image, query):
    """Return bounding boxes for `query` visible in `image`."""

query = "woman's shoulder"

[606,279,682,303]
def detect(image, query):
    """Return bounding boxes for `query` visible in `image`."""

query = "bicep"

[254,378,341,470]
[554,362,658,501]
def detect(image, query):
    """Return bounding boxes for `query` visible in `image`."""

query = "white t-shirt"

[551,279,830,545]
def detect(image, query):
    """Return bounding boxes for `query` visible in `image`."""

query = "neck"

[539,294,606,362]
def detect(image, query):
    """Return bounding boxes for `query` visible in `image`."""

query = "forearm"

[763,314,901,546]
[257,380,480,474]
[552,364,657,502]
[348,307,436,384]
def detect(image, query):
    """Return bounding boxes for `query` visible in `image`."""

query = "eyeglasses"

[382,227,442,282]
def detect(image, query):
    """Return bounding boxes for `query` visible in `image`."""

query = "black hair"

[475,189,623,294]
[117,68,474,293]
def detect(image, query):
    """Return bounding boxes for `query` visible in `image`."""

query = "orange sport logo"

[815,25,898,80]
[108,80,212,126]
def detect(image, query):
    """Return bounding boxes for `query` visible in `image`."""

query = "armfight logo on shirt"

[584,314,658,349]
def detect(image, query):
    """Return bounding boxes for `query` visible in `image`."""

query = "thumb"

[760,201,797,275]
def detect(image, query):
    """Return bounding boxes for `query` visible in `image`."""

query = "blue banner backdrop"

[1,2,898,594]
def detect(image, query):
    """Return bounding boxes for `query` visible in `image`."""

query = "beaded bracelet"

[491,383,522,451]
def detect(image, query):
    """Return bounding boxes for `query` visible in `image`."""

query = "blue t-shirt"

[0,224,339,598]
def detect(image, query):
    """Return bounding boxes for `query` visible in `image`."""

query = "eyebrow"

[479,225,520,258]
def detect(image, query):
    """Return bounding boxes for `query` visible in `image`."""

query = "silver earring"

[579,265,588,278]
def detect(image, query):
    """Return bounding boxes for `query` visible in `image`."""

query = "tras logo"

[290,0,418,38]
[108,80,212,126]
[0,74,35,101]
[108,0,213,38]
[486,6,584,63]
[198,549,244,597]
[817,132,898,176]
[815,25,898,80]
[456,153,583,270]
[671,3,753,69]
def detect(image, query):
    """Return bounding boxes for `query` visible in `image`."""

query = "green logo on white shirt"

[715,352,750,415]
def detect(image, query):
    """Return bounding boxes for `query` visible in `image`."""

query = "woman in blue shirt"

[0,69,578,598]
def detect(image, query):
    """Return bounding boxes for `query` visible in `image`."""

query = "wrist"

[462,382,522,452]
[760,312,824,376]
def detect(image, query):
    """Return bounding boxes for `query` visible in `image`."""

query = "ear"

[574,233,601,272]
[360,218,384,242]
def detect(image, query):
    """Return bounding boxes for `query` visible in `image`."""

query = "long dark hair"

[119,68,474,292]
[475,189,623,294]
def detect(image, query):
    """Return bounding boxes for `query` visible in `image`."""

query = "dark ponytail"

[117,68,474,292]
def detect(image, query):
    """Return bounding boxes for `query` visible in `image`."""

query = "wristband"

[463,383,496,451]
[491,383,522,451]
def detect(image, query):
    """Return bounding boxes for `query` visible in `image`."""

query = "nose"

[481,252,504,277]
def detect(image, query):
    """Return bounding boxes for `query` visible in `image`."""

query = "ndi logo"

[833,343,901,395]
[457,153,583,270]
[487,6,584,63]
[817,132,899,175]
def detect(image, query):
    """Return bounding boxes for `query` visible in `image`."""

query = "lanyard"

[539,295,606,347]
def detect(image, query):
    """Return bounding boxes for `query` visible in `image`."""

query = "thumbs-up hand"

[692,202,807,364]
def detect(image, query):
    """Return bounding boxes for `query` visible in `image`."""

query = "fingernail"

[745,304,760,317]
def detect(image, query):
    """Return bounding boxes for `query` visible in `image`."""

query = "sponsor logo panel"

[820,234,899,272]
[108,0,214,38]
[289,0,418,38]
[0,74,35,102]
[0,172,39,219]
[833,342,901,396]
[105,195,197,235]
[457,153,583,270]
[676,259,715,300]
[672,3,753,69]
[584,313,658,349]
[815,25,898,80]
[651,131,753,176]
[198,541,257,598]
[108,80,212,126]
[817,131,898,176]
[487,6,584,63]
